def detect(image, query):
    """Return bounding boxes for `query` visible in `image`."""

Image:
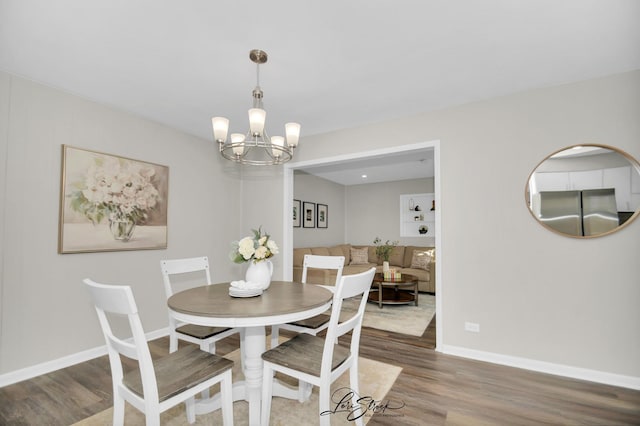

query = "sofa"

[293,244,436,293]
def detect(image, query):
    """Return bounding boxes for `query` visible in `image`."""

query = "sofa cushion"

[349,247,369,265]
[293,248,312,267]
[388,246,405,266]
[310,247,331,256]
[403,246,434,268]
[328,245,345,257]
[410,249,432,270]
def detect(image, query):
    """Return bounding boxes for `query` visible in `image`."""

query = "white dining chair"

[269,254,344,350]
[261,267,376,426]
[83,278,234,426]
[161,256,239,354]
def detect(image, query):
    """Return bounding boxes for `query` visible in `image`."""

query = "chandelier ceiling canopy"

[212,50,301,166]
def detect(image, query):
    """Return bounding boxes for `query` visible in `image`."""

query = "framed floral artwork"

[303,201,315,228]
[317,203,328,228]
[58,145,169,253]
[293,199,301,228]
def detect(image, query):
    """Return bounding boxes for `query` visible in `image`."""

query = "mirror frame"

[525,144,640,238]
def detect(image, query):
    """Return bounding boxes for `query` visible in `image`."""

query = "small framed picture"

[293,199,301,228]
[317,203,328,228]
[303,201,315,228]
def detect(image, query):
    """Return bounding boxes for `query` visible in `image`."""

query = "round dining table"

[167,280,333,426]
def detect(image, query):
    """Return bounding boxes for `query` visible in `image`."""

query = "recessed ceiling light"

[361,174,367,179]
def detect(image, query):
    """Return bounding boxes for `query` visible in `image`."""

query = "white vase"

[383,261,390,272]
[245,259,273,290]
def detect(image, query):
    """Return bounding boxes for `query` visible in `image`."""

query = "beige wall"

[0,72,244,374]
[345,178,434,246]
[243,70,640,380]
[1,70,638,387]
[293,172,346,248]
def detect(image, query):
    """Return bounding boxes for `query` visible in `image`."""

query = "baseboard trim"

[441,344,640,390]
[0,328,169,388]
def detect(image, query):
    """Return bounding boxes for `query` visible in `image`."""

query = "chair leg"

[298,380,312,402]
[185,396,196,424]
[261,363,274,426]
[220,370,234,426]
[169,332,178,353]
[319,383,331,426]
[350,364,364,426]
[270,325,280,349]
[113,393,125,426]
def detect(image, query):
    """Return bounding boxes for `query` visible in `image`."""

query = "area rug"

[73,344,402,426]
[341,293,435,336]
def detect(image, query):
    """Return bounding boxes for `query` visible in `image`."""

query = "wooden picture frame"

[303,201,315,228]
[58,145,169,253]
[293,199,301,228]
[317,203,328,228]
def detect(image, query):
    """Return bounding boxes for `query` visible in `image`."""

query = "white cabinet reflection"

[526,145,640,238]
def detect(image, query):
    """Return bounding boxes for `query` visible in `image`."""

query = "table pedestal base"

[194,326,301,425]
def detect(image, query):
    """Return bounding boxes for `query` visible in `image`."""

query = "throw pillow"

[410,249,432,270]
[350,247,369,265]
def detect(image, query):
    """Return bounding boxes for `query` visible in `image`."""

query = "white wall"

[0,72,244,375]
[345,178,434,246]
[242,70,640,383]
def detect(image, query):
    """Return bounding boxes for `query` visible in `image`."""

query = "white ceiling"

[1,1,639,184]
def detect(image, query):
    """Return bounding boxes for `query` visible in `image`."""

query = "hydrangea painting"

[58,145,168,253]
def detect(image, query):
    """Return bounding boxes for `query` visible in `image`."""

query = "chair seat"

[287,312,330,329]
[262,333,350,377]
[124,345,233,402]
[176,324,232,339]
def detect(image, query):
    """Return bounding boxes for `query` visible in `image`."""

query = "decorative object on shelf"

[230,227,278,290]
[316,203,328,228]
[419,225,428,234]
[212,49,301,166]
[293,199,301,228]
[431,200,435,211]
[59,145,168,254]
[409,198,415,210]
[414,205,421,211]
[303,201,315,228]
[373,237,399,272]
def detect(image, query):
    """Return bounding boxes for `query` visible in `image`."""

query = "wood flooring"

[1,316,639,425]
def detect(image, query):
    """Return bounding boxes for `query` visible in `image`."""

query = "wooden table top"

[168,281,333,319]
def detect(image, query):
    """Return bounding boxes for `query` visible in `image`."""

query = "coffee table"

[368,273,418,308]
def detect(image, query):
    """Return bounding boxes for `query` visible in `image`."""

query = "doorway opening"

[282,140,443,351]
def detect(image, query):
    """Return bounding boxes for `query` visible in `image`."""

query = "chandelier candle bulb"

[248,108,266,135]
[271,136,285,157]
[285,122,301,147]
[211,116,229,142]
[230,133,246,156]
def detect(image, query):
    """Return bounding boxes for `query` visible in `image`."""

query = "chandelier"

[212,49,301,165]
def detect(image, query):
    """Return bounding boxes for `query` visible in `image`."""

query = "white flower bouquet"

[230,227,279,264]
[69,155,161,225]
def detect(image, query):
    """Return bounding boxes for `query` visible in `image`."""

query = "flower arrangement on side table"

[230,227,279,290]
[70,155,161,241]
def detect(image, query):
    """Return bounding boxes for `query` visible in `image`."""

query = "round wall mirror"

[525,144,640,238]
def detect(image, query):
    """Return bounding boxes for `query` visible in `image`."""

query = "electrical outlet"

[464,322,480,333]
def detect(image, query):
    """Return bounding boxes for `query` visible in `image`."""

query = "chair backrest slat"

[160,256,212,298]
[302,254,345,286]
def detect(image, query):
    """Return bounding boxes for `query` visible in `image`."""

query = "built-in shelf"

[400,193,435,237]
